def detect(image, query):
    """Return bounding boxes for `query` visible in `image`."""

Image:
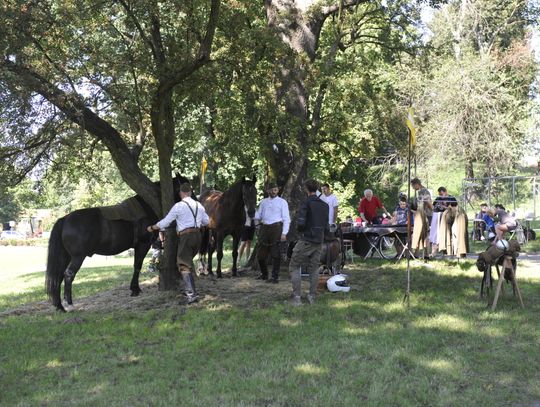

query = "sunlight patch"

[294,362,328,375]
[279,318,300,327]
[414,314,470,332]
[421,358,455,372]
[207,303,232,312]
[343,326,368,335]
[45,359,64,368]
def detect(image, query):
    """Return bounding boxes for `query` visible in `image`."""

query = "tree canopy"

[1,0,538,217]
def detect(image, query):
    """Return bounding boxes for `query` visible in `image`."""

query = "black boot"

[268,257,280,283]
[257,259,268,280]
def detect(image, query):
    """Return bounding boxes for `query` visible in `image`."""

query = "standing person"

[147,183,209,304]
[320,183,339,225]
[289,179,329,306]
[358,189,391,225]
[433,187,457,212]
[410,178,432,258]
[238,207,255,268]
[410,178,433,220]
[431,187,457,256]
[254,182,290,283]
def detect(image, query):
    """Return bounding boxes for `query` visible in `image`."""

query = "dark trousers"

[176,230,202,298]
[257,223,282,280]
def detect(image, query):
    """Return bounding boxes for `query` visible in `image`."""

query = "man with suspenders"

[147,182,209,304]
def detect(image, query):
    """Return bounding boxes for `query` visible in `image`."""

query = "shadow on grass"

[1,258,540,406]
[0,265,146,312]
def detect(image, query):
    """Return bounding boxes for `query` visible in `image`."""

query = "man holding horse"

[289,179,329,306]
[254,182,291,283]
[147,183,209,304]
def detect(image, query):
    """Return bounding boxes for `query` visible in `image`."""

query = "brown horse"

[199,177,257,278]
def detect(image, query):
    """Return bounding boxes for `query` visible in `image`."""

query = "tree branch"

[1,59,160,211]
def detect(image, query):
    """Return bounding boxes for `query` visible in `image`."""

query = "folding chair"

[508,220,526,245]
[342,239,355,263]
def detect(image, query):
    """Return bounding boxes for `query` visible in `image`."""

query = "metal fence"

[461,175,539,219]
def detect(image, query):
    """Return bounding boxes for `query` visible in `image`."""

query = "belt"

[261,222,282,227]
[177,227,199,236]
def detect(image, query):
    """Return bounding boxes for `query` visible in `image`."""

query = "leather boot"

[257,259,268,280]
[269,257,280,283]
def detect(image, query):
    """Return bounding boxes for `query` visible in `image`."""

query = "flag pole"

[403,107,416,306]
[403,125,412,306]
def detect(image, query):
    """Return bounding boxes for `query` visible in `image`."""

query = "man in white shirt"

[320,183,339,225]
[254,182,291,283]
[147,183,209,304]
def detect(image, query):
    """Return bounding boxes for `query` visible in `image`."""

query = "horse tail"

[45,217,69,309]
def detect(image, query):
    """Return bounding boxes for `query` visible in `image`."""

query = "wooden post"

[491,256,524,310]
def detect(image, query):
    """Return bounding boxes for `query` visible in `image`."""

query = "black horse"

[199,177,257,278]
[45,176,186,312]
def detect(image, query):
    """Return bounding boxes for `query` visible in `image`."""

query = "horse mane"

[99,174,190,221]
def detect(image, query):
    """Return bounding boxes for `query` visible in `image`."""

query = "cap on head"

[267,182,278,190]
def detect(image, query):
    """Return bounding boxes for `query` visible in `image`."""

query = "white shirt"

[156,197,209,232]
[320,193,339,224]
[254,196,291,235]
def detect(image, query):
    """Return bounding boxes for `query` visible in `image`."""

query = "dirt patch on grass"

[0,267,302,317]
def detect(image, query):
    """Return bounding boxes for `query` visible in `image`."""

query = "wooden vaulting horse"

[199,177,257,278]
[45,175,186,312]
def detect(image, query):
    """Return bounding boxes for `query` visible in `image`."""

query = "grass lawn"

[1,255,539,406]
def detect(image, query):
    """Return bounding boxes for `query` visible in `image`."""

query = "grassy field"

[1,252,539,406]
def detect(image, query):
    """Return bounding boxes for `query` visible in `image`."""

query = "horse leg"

[130,243,149,296]
[63,256,85,309]
[231,234,240,277]
[216,234,224,278]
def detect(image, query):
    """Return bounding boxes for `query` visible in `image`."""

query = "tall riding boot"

[181,271,198,304]
[257,259,268,280]
[269,256,281,283]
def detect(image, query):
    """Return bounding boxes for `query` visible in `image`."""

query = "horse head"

[241,177,257,218]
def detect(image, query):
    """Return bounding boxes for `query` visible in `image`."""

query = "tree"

[1,0,220,289]
[398,0,537,180]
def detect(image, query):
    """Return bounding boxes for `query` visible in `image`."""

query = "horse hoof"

[130,290,141,297]
[65,304,75,312]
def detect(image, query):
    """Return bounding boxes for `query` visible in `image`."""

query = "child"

[393,196,410,226]
[147,231,164,273]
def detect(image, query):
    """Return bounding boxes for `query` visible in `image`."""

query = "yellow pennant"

[201,157,208,183]
[406,107,416,147]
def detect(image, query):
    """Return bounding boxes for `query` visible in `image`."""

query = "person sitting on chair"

[494,204,517,242]
[392,196,410,226]
[474,203,489,240]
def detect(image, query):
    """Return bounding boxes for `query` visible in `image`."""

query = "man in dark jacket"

[288,179,329,306]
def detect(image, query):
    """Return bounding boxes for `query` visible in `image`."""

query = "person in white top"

[238,207,255,268]
[320,183,339,225]
[254,182,290,283]
[147,182,209,304]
